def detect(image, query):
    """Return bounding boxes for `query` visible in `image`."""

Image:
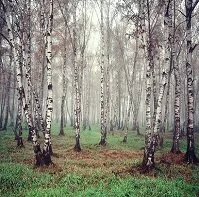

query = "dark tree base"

[17,135,24,147]
[35,152,44,166]
[171,145,181,154]
[17,138,24,148]
[184,151,199,164]
[122,136,127,143]
[43,151,53,166]
[141,160,155,173]
[141,152,155,173]
[74,136,81,152]
[82,124,86,131]
[59,130,65,136]
[35,144,44,166]
[136,127,140,136]
[15,135,19,140]
[74,144,81,152]
[141,165,155,173]
[99,138,106,146]
[49,144,53,155]
[89,125,91,130]
[27,134,32,141]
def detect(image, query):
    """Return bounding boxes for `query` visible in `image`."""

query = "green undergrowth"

[0,163,53,197]
[0,125,199,196]
[1,166,198,197]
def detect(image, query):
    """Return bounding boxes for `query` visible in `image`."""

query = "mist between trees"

[0,0,199,171]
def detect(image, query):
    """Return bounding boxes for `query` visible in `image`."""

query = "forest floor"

[0,125,199,196]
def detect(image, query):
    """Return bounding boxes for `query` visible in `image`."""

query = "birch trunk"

[153,73,168,142]
[99,0,107,146]
[17,95,24,147]
[43,0,54,165]
[60,26,67,136]
[3,0,43,165]
[141,0,155,171]
[184,0,198,163]
[27,0,33,141]
[157,0,172,147]
[2,51,12,130]
[73,2,81,151]
[171,0,181,153]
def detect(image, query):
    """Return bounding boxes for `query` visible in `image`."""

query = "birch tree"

[59,25,68,136]
[73,1,81,151]
[99,0,107,146]
[184,0,198,163]
[2,0,43,165]
[43,0,54,164]
[142,0,154,171]
[142,0,172,171]
[171,0,181,153]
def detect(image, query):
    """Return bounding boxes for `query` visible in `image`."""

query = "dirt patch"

[65,148,93,159]
[99,150,143,159]
[159,152,185,165]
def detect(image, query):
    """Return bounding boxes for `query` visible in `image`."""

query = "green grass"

[0,125,199,196]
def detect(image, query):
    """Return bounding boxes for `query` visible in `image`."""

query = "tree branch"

[0,32,12,47]
[192,0,199,11]
[190,43,198,53]
[177,9,186,17]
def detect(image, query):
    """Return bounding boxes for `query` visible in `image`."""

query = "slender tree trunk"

[153,73,168,142]
[2,52,12,130]
[184,0,198,163]
[99,0,107,146]
[3,0,43,165]
[73,2,81,151]
[171,0,181,153]
[142,0,156,171]
[43,0,54,164]
[9,66,16,127]
[16,95,24,147]
[59,26,67,136]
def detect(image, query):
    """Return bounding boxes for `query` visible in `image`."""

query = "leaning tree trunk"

[3,0,43,165]
[184,0,198,163]
[43,0,54,165]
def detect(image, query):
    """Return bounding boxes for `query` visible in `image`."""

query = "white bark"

[43,0,53,162]
[3,0,42,165]
[184,0,198,163]
[99,0,107,145]
[73,2,81,151]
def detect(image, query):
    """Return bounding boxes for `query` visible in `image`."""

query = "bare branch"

[177,9,186,17]
[192,0,199,11]
[0,32,12,47]
[56,0,73,47]
[190,43,198,53]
